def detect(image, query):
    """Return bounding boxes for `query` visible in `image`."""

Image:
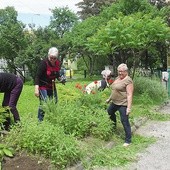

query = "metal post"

[167,46,170,97]
[84,70,86,78]
[70,69,72,79]
[167,69,170,97]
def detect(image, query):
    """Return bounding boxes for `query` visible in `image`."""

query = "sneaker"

[123,143,130,147]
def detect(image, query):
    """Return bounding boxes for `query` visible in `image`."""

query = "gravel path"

[130,120,170,170]
[70,103,170,170]
[125,102,170,170]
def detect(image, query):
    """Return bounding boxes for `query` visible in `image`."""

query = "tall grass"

[133,76,168,105]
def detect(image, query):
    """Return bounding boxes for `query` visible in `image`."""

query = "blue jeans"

[38,88,57,121]
[107,103,131,143]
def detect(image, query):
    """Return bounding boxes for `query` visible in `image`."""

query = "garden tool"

[52,80,57,98]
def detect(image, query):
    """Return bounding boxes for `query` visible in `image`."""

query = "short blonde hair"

[117,63,128,71]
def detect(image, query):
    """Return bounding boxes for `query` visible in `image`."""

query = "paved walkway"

[130,120,170,170]
[123,102,170,170]
[93,102,170,170]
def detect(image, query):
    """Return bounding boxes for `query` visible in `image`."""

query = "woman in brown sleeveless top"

[106,63,134,147]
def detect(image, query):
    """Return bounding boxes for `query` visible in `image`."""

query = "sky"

[1,0,82,28]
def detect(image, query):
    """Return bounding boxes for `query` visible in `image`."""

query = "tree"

[76,0,116,20]
[16,27,58,80]
[63,15,109,75]
[65,0,156,74]
[49,7,78,38]
[87,13,170,77]
[47,7,79,67]
[0,7,26,75]
[75,0,170,74]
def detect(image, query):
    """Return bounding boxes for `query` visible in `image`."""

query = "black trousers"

[107,103,132,143]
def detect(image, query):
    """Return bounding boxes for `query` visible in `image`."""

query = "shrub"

[133,76,168,104]
[43,98,113,140]
[5,119,82,169]
[42,82,113,140]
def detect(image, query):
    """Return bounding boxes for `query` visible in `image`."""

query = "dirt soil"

[2,152,51,170]
[2,102,170,170]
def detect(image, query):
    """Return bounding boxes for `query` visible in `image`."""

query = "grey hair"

[117,63,128,71]
[48,47,59,57]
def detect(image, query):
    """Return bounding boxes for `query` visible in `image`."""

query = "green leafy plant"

[42,82,113,140]
[133,76,168,105]
[6,119,82,169]
[0,107,11,130]
[0,144,13,159]
[43,98,112,140]
[0,143,14,170]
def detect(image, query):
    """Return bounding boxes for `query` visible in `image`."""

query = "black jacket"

[0,73,17,92]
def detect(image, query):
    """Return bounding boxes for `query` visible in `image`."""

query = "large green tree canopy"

[0,6,26,75]
[49,7,78,38]
[63,0,170,75]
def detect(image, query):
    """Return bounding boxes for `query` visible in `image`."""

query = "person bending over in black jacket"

[0,73,23,130]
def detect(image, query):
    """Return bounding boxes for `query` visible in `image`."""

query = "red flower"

[91,91,96,94]
[94,80,98,84]
[108,79,114,84]
[78,85,82,89]
[75,83,85,92]
[75,83,79,88]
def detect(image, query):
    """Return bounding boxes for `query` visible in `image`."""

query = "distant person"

[106,63,134,147]
[99,69,113,91]
[85,69,113,94]
[34,47,65,121]
[60,67,66,77]
[0,73,23,130]
[60,66,67,82]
